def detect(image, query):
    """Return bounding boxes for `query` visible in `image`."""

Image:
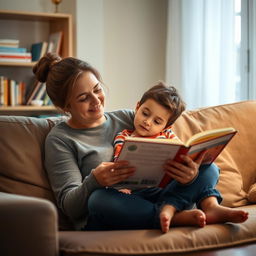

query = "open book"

[114,127,237,189]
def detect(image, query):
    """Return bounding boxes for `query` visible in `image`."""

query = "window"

[235,0,256,101]
[235,0,248,100]
[166,0,256,109]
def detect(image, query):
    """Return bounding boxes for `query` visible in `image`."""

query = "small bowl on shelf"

[31,100,44,106]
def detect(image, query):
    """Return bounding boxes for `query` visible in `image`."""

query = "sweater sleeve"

[44,134,102,227]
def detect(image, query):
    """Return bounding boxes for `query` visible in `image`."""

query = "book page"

[186,127,236,146]
[125,136,183,145]
[187,133,234,164]
[115,141,180,189]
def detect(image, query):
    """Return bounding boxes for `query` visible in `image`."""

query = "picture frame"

[47,31,63,54]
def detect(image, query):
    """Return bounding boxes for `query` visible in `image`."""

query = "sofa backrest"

[172,100,256,207]
[0,100,255,210]
[0,116,57,203]
[0,115,73,230]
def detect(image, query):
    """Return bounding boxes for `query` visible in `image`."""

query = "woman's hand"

[92,160,135,187]
[163,151,206,184]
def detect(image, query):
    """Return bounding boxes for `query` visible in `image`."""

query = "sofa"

[0,100,256,256]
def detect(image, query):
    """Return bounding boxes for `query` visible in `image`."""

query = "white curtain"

[249,0,256,99]
[166,0,237,109]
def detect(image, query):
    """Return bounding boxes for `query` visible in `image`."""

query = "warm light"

[51,0,62,13]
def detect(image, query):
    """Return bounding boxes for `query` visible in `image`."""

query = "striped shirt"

[113,128,177,161]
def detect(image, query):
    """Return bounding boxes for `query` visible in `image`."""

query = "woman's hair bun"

[32,52,61,83]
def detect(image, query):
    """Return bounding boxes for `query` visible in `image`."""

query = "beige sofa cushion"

[0,116,72,230]
[59,205,256,255]
[0,116,55,202]
[172,100,256,207]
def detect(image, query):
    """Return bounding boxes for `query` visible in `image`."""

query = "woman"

[34,53,247,232]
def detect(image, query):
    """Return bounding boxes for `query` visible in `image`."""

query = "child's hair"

[32,52,102,110]
[139,81,186,126]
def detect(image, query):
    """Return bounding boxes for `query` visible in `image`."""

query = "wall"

[165,0,182,92]
[103,0,167,110]
[76,0,103,75]
[76,0,167,110]
[0,0,167,111]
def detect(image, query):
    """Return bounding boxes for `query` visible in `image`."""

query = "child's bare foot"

[204,205,248,224]
[159,205,176,233]
[201,196,249,224]
[171,209,206,228]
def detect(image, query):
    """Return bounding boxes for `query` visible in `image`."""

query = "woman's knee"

[88,188,110,212]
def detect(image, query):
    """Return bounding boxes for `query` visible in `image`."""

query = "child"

[113,82,248,233]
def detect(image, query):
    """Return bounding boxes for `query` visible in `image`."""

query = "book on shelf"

[0,39,19,48]
[31,42,48,61]
[25,81,42,105]
[0,76,26,106]
[35,83,46,100]
[43,93,52,106]
[0,76,5,106]
[25,81,50,106]
[0,52,32,62]
[0,58,31,63]
[114,127,237,189]
[47,31,63,54]
[9,80,16,106]
[0,46,27,53]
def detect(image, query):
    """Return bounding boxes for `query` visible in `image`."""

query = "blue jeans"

[85,163,222,230]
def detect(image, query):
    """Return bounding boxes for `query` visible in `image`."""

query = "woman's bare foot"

[159,205,176,233]
[201,196,248,224]
[171,209,206,228]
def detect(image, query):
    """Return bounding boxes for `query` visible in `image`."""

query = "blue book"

[31,42,48,61]
[0,47,27,53]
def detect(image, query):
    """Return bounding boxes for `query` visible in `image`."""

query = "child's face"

[133,99,172,137]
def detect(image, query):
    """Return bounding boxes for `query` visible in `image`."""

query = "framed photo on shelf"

[47,31,63,54]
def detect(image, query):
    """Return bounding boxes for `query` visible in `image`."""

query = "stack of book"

[0,76,26,106]
[0,39,32,63]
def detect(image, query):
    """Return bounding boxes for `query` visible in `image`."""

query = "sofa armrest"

[0,192,59,256]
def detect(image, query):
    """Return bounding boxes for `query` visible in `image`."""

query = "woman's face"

[66,71,106,128]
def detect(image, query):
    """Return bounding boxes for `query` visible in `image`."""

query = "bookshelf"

[0,10,73,116]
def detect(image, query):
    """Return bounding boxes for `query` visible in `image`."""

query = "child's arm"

[164,127,183,143]
[113,143,123,162]
[113,132,127,161]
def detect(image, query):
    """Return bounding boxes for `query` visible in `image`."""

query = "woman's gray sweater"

[45,109,134,230]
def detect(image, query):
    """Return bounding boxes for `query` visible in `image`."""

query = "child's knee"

[199,163,220,181]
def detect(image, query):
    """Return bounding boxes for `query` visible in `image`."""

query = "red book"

[0,52,32,62]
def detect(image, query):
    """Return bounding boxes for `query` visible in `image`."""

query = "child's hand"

[118,188,132,194]
[163,151,206,184]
